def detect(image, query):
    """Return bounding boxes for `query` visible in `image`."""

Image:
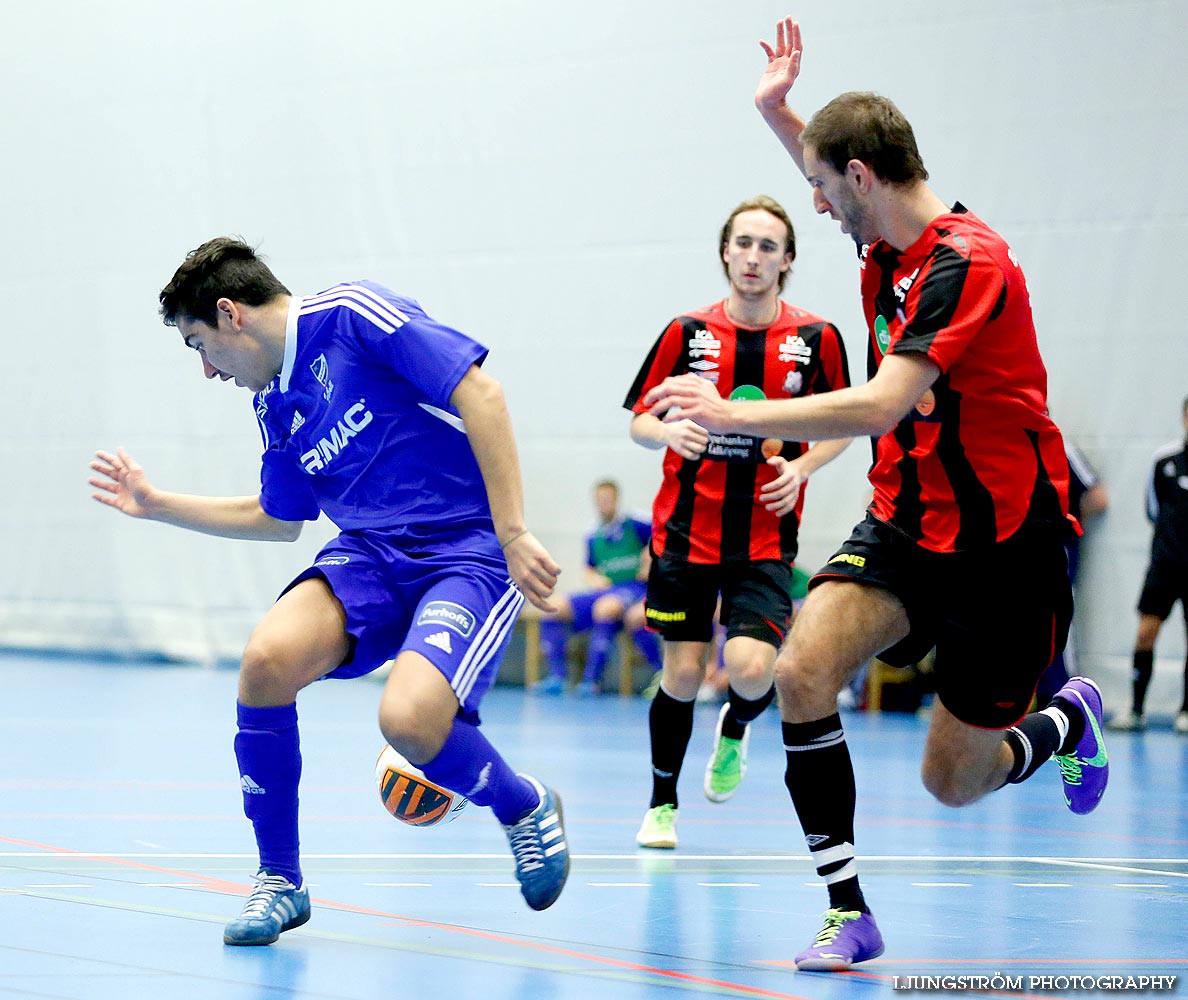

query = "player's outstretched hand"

[89,447,157,518]
[645,374,733,435]
[760,455,806,516]
[755,16,803,114]
[503,531,561,614]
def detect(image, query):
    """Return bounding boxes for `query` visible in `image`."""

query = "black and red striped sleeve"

[891,243,1005,373]
[623,318,687,413]
[810,322,851,394]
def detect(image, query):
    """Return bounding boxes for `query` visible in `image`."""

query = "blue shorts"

[568,580,647,632]
[282,525,523,721]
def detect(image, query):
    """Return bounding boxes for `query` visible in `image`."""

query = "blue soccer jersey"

[253,281,493,533]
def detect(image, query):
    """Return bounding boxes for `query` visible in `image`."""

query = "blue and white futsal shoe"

[503,775,570,910]
[223,869,311,946]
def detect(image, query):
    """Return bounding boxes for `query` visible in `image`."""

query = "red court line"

[0,834,813,1000]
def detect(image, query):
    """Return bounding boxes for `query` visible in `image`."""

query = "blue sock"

[234,702,302,886]
[582,621,621,683]
[630,626,662,671]
[418,717,538,825]
[539,620,570,680]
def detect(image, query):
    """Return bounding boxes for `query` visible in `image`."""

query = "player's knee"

[378,698,450,765]
[921,760,979,808]
[591,596,625,623]
[774,649,830,702]
[729,650,774,691]
[239,638,301,705]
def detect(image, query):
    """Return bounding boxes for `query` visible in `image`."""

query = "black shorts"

[645,555,792,648]
[812,512,1072,729]
[1137,558,1188,620]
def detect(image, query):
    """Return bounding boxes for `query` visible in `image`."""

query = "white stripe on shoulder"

[255,409,272,449]
[300,296,397,334]
[303,284,411,329]
[418,403,466,433]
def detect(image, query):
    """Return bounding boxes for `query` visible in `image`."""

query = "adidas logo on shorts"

[425,631,453,654]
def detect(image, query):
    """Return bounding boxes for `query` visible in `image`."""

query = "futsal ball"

[374,745,470,827]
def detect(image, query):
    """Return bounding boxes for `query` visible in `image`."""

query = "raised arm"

[450,364,560,612]
[755,16,810,178]
[89,447,302,541]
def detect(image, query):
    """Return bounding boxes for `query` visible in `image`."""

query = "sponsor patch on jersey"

[315,555,351,566]
[778,334,812,364]
[417,601,475,637]
[688,329,721,358]
[874,315,891,353]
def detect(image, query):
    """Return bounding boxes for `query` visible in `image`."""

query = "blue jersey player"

[89,237,570,945]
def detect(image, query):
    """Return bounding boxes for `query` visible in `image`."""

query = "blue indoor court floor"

[1,652,1186,1000]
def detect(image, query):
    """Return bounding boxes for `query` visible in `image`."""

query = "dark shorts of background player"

[1137,557,1188,619]
[811,512,1072,730]
[644,554,792,647]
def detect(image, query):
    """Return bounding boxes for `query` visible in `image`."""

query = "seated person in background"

[534,480,661,695]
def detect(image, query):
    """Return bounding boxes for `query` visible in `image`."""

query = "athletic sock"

[234,702,303,886]
[1002,709,1066,785]
[630,626,663,671]
[418,716,538,825]
[1132,649,1154,716]
[582,621,621,684]
[539,619,570,681]
[721,684,776,740]
[782,715,867,913]
[648,686,696,808]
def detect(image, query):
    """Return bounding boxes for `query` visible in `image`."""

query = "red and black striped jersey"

[624,299,850,564]
[860,204,1076,552]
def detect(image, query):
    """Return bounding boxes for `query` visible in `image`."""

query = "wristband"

[500,529,529,550]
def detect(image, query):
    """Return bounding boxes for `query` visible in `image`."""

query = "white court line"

[1,852,1186,868]
[24,883,93,888]
[1113,882,1169,888]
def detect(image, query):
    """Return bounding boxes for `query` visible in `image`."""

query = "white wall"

[1,1,1185,713]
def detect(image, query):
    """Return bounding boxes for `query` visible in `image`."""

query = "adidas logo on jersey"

[241,775,265,795]
[424,631,453,654]
[291,410,306,434]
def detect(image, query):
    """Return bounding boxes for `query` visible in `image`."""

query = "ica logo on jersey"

[300,401,375,473]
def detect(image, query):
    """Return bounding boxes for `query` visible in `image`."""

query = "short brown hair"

[801,92,928,185]
[159,237,289,327]
[718,195,796,291]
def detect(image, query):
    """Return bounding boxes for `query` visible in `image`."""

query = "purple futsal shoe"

[1053,676,1109,815]
[794,908,885,971]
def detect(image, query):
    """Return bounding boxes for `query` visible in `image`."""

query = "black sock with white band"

[782,714,868,913]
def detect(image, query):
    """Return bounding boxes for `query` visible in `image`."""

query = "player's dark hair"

[802,92,929,185]
[718,195,796,292]
[159,237,290,327]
